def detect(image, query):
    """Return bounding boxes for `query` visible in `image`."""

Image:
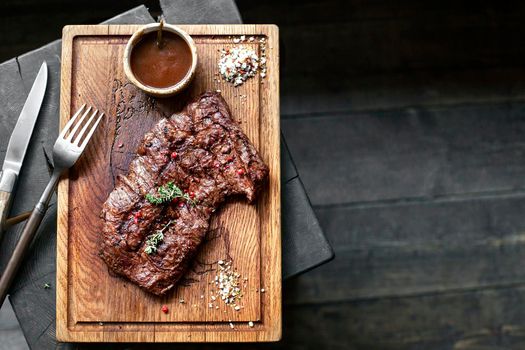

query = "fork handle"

[0,170,60,305]
[0,203,46,305]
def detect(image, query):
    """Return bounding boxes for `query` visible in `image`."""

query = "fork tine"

[78,112,104,151]
[59,104,86,139]
[66,106,92,142]
[74,108,99,146]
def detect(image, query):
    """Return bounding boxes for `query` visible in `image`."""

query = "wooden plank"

[281,68,525,116]
[280,285,525,350]
[282,103,525,207]
[275,20,525,77]
[284,193,525,304]
[238,0,525,25]
[57,24,280,342]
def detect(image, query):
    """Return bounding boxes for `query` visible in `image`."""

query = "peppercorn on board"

[56,25,280,342]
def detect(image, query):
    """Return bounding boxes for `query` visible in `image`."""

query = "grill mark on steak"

[99,92,268,295]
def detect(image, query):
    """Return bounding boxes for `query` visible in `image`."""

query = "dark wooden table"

[5,0,525,349]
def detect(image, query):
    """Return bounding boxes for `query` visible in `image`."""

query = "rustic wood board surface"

[56,24,280,342]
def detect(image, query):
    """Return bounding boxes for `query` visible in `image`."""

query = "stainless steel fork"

[0,104,104,304]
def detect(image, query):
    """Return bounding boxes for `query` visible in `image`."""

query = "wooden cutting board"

[56,24,280,342]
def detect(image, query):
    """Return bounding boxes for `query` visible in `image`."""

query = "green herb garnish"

[43,283,51,289]
[144,220,173,255]
[145,182,194,205]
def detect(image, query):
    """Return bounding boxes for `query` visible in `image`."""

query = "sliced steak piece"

[99,92,268,295]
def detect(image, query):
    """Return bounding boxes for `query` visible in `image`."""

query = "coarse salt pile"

[209,260,243,310]
[234,35,267,79]
[218,46,259,86]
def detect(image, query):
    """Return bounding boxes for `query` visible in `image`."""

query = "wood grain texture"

[56,24,280,342]
[283,193,525,304]
[282,103,525,207]
[281,101,525,304]
[279,285,525,350]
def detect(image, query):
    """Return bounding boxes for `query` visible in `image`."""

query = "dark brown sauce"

[130,31,192,88]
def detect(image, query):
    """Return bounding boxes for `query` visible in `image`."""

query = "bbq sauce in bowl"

[130,31,193,89]
[123,23,197,97]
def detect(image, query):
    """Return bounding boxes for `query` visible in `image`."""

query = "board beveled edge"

[56,24,281,343]
[56,24,74,343]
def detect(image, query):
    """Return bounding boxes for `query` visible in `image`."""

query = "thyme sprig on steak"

[144,220,173,255]
[145,182,195,206]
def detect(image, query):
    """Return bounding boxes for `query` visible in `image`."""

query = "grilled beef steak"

[99,92,268,295]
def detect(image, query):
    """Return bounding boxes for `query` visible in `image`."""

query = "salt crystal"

[218,46,259,87]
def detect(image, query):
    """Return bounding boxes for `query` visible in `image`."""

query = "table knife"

[0,62,48,231]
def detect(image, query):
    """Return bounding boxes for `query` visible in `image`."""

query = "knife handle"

[0,190,13,232]
[0,169,16,232]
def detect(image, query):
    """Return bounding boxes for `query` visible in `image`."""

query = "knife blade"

[0,62,48,230]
